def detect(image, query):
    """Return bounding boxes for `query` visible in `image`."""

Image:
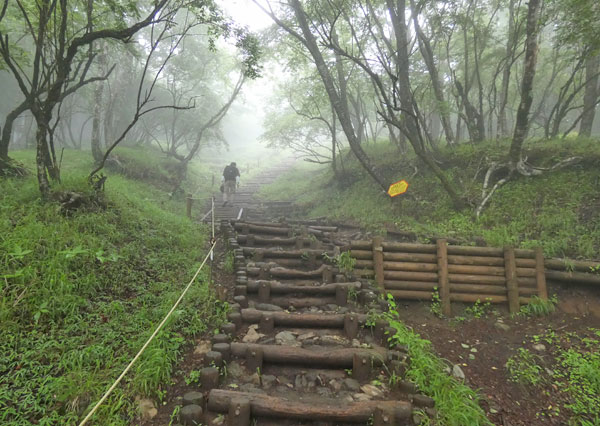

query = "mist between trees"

[1,0,600,214]
[0,0,261,197]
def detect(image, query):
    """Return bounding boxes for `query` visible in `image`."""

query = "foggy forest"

[1,0,600,425]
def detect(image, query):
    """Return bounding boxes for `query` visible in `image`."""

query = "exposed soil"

[398,283,600,426]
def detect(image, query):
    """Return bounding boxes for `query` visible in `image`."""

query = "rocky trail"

[170,165,434,425]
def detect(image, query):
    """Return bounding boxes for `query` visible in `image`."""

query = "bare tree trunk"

[331,103,337,177]
[509,0,542,167]
[497,0,516,139]
[387,0,464,208]
[580,54,599,137]
[1,101,30,161]
[91,39,105,161]
[288,0,388,192]
[409,0,454,146]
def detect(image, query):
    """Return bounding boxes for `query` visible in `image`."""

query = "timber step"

[206,389,413,424]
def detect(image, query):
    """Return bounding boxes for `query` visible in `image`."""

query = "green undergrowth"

[383,295,492,426]
[506,328,600,424]
[1,150,227,425]
[259,138,600,259]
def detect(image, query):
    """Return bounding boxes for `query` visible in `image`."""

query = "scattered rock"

[295,374,307,389]
[242,325,264,343]
[494,322,511,332]
[249,372,261,386]
[319,335,349,345]
[226,361,245,379]
[360,384,384,397]
[193,340,212,356]
[254,303,283,311]
[261,374,277,389]
[297,332,316,341]
[452,364,465,380]
[136,397,157,421]
[211,414,225,425]
[317,387,333,397]
[329,379,342,392]
[353,393,373,401]
[343,378,361,392]
[532,343,546,352]
[276,331,299,346]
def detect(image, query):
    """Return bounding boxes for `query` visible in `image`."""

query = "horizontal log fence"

[348,239,600,315]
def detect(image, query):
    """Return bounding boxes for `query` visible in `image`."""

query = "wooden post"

[535,247,548,300]
[372,237,385,292]
[186,194,193,219]
[504,247,520,313]
[228,398,251,426]
[436,239,451,316]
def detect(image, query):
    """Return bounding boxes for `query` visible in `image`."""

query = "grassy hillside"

[0,149,226,425]
[259,137,600,259]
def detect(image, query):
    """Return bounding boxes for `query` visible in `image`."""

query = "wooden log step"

[355,268,375,277]
[207,390,412,422]
[229,343,387,368]
[383,252,437,263]
[270,265,330,279]
[383,261,438,272]
[354,259,374,268]
[546,270,600,285]
[237,235,297,246]
[269,296,337,308]
[234,223,291,236]
[246,281,361,295]
[350,240,373,250]
[385,281,437,291]
[515,267,536,278]
[448,273,505,285]
[448,255,504,266]
[386,290,434,300]
[448,265,504,276]
[381,242,437,254]
[243,247,332,258]
[241,309,367,328]
[251,259,323,268]
[350,250,373,260]
[545,258,600,273]
[384,270,438,281]
[234,220,288,228]
[246,265,333,279]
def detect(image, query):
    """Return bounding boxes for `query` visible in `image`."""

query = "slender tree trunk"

[331,103,337,177]
[387,0,465,208]
[409,0,454,146]
[289,0,388,192]
[580,54,600,137]
[91,81,105,161]
[497,0,516,139]
[509,0,542,166]
[1,101,30,161]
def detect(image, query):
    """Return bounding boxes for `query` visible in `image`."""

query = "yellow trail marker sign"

[387,179,409,197]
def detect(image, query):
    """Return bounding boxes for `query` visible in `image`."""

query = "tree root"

[476,156,582,218]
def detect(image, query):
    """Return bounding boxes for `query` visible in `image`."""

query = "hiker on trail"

[221,161,240,206]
